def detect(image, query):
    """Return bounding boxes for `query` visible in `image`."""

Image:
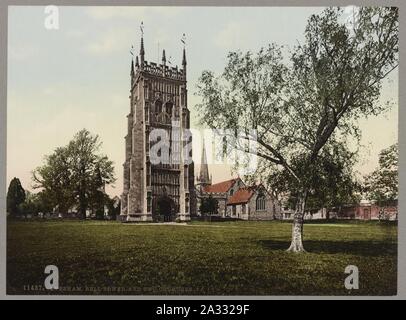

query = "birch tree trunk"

[287,191,307,253]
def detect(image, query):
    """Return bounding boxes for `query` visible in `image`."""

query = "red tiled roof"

[203,179,237,193]
[227,188,255,205]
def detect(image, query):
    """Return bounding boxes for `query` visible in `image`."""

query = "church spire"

[181,33,187,79]
[140,22,145,68]
[199,138,211,186]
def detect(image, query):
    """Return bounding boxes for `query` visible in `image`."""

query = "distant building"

[335,199,398,221]
[195,141,280,220]
[280,199,398,221]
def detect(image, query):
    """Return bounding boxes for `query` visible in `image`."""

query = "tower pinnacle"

[181,33,187,78]
[182,48,186,67]
[130,58,135,76]
[162,49,166,64]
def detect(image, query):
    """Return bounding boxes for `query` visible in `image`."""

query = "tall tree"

[33,129,116,218]
[6,178,26,216]
[33,146,74,214]
[196,7,398,252]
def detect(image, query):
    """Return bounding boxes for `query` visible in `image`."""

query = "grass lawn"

[7,219,397,296]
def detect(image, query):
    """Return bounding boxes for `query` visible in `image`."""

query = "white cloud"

[8,44,40,61]
[42,86,55,96]
[155,27,171,44]
[84,7,185,57]
[214,22,244,49]
[150,7,184,18]
[65,29,86,39]
[86,7,147,20]
[86,6,182,21]
[84,28,133,56]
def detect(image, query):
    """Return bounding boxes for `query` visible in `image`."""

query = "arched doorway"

[155,196,174,222]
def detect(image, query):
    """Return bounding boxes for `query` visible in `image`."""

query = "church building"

[196,142,281,220]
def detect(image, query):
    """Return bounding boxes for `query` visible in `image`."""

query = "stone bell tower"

[120,30,195,222]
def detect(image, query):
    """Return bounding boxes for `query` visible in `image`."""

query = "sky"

[7,6,398,197]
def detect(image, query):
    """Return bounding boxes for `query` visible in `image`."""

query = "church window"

[185,198,189,213]
[184,171,188,189]
[147,193,152,212]
[165,113,171,124]
[165,102,173,115]
[146,132,150,153]
[155,100,162,115]
[256,194,266,211]
[145,104,149,123]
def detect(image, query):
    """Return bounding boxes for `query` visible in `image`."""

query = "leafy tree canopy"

[33,129,116,218]
[7,177,26,216]
[364,143,398,204]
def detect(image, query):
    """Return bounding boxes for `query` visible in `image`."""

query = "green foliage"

[33,147,74,214]
[200,196,219,216]
[263,143,361,211]
[33,129,116,218]
[36,190,57,213]
[364,143,398,204]
[91,164,106,220]
[106,197,120,220]
[18,191,38,216]
[6,178,26,216]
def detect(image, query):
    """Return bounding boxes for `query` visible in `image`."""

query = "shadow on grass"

[258,239,397,257]
[303,219,398,226]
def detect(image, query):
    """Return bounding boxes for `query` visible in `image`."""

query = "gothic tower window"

[165,102,173,115]
[155,100,162,116]
[145,102,149,123]
[146,165,151,186]
[147,192,152,212]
